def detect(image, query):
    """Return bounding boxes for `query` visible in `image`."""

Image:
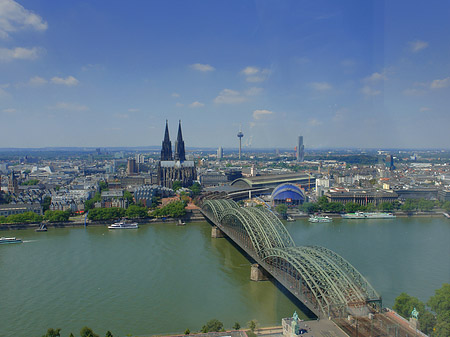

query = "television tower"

[237,125,244,160]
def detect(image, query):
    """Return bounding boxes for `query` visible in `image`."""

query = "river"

[1,217,449,336]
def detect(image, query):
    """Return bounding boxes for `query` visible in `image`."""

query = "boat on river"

[308,215,332,223]
[0,237,23,244]
[341,212,395,219]
[108,219,138,229]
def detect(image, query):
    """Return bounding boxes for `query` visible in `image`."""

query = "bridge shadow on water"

[206,218,317,320]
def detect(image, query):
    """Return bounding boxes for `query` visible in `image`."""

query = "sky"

[0,0,449,149]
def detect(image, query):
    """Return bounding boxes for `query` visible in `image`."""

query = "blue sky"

[0,0,449,149]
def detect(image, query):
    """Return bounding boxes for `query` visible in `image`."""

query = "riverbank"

[0,213,207,230]
[289,210,449,219]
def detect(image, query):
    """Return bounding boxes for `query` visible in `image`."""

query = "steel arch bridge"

[201,199,382,318]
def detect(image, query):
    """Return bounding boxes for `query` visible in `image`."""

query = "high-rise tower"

[296,136,304,162]
[161,120,173,160]
[174,120,186,161]
[237,125,244,160]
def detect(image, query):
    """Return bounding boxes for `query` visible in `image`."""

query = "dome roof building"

[271,183,305,206]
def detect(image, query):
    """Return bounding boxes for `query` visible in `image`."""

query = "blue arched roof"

[271,183,305,201]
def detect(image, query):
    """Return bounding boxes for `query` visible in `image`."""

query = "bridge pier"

[250,264,270,281]
[211,226,224,238]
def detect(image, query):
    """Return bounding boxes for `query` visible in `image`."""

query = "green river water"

[1,217,449,337]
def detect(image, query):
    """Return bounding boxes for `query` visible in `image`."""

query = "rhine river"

[1,217,449,336]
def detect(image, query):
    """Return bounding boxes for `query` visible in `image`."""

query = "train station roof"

[231,173,313,189]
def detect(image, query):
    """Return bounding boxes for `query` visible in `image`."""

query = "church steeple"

[161,120,173,160]
[174,120,186,161]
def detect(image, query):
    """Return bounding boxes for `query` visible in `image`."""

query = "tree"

[345,202,361,213]
[172,180,182,192]
[85,192,101,211]
[184,328,190,335]
[442,201,450,212]
[317,196,329,211]
[21,179,39,186]
[125,204,148,218]
[393,292,425,319]
[123,190,134,205]
[69,334,75,337]
[5,211,43,224]
[327,202,344,213]
[44,210,71,222]
[275,204,288,216]
[42,196,52,212]
[42,328,61,337]
[151,201,186,218]
[88,207,126,221]
[401,199,418,212]
[189,182,201,196]
[299,202,319,214]
[201,319,223,332]
[419,311,436,335]
[80,326,99,337]
[428,283,450,322]
[248,320,257,332]
[232,322,241,330]
[105,331,113,337]
[98,181,108,192]
[379,202,394,211]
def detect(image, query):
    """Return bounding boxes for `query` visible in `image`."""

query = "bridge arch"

[200,199,382,318]
[262,246,381,317]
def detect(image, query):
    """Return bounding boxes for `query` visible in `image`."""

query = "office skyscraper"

[217,146,223,160]
[296,136,304,162]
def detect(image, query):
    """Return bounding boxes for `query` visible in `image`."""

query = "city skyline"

[1,0,449,149]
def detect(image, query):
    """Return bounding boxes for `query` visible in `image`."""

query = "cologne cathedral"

[157,120,196,188]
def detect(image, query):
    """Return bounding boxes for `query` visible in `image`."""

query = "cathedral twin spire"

[160,120,186,161]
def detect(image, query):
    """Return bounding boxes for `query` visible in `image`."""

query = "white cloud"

[0,46,44,61]
[310,82,332,91]
[364,72,387,82]
[0,0,48,39]
[175,103,184,107]
[190,63,215,72]
[51,76,79,86]
[50,102,89,111]
[409,40,428,53]
[430,77,450,89]
[2,108,16,113]
[241,66,259,75]
[241,66,270,82]
[245,87,263,96]
[189,101,205,108]
[28,76,47,86]
[214,89,246,104]
[308,118,323,126]
[128,108,139,112]
[361,85,381,96]
[253,109,273,120]
[419,107,431,112]
[171,93,180,98]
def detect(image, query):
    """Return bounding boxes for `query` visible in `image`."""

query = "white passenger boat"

[341,212,396,219]
[108,219,138,229]
[0,237,23,244]
[308,215,332,223]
